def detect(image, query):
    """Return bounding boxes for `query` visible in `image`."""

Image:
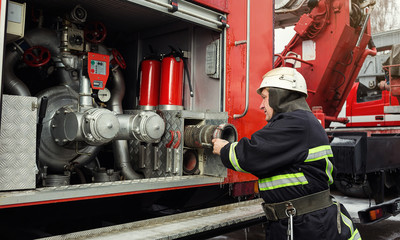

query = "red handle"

[84,21,107,43]
[166,130,175,148]
[112,49,127,69]
[23,46,51,67]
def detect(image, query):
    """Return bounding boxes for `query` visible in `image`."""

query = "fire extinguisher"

[159,47,193,110]
[138,53,162,110]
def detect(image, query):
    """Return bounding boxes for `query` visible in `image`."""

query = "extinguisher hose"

[136,60,142,103]
[168,45,193,97]
[183,58,194,97]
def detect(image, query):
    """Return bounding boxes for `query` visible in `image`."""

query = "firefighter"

[212,67,361,240]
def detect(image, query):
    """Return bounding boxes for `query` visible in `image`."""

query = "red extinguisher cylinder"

[139,59,161,109]
[159,56,184,109]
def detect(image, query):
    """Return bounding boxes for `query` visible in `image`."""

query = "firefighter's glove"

[212,138,229,155]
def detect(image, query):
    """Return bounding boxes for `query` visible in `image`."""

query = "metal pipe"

[356,12,371,47]
[108,68,124,113]
[56,67,79,89]
[108,68,142,179]
[3,47,31,96]
[4,28,61,96]
[24,28,60,57]
[233,0,250,119]
[79,73,93,111]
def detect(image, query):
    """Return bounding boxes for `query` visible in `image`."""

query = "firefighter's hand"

[212,138,229,155]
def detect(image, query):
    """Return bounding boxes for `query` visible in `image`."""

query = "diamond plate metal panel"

[126,110,227,178]
[0,95,37,190]
[127,110,184,178]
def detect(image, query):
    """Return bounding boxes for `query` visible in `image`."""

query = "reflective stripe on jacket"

[227,142,334,191]
[258,145,334,191]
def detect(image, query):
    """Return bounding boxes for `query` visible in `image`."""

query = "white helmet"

[257,67,308,97]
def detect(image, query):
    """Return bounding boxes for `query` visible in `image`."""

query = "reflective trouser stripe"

[305,145,334,185]
[334,202,362,240]
[228,142,248,173]
[349,229,362,240]
[258,172,308,191]
[341,212,354,235]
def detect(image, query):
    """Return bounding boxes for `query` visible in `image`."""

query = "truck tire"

[334,180,371,198]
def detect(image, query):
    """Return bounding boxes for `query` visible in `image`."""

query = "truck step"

[39,198,266,240]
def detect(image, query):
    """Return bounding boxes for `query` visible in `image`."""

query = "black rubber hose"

[73,165,87,184]
[36,96,48,178]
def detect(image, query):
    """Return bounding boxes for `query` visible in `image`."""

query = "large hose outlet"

[184,123,238,148]
[117,111,165,143]
[51,107,120,146]
[82,108,120,145]
[52,108,165,145]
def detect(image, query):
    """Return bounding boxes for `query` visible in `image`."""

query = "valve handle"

[84,21,107,43]
[111,48,127,69]
[23,46,51,67]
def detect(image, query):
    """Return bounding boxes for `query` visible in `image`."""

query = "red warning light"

[369,208,384,221]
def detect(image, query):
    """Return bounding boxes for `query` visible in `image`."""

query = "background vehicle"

[327,29,400,214]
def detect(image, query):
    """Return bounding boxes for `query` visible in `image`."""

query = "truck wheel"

[334,180,371,198]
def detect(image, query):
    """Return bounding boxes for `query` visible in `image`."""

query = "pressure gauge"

[97,88,111,103]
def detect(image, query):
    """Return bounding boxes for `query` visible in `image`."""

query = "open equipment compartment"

[1,0,236,204]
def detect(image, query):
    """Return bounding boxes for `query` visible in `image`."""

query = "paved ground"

[332,193,400,223]
[357,220,400,240]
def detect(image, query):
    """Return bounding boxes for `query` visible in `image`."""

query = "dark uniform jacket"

[220,110,361,240]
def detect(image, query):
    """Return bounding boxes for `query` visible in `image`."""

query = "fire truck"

[0,0,395,238]
[0,0,269,238]
[327,29,400,215]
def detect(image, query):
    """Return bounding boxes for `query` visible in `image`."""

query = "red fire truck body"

[346,82,400,127]
[0,1,273,236]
